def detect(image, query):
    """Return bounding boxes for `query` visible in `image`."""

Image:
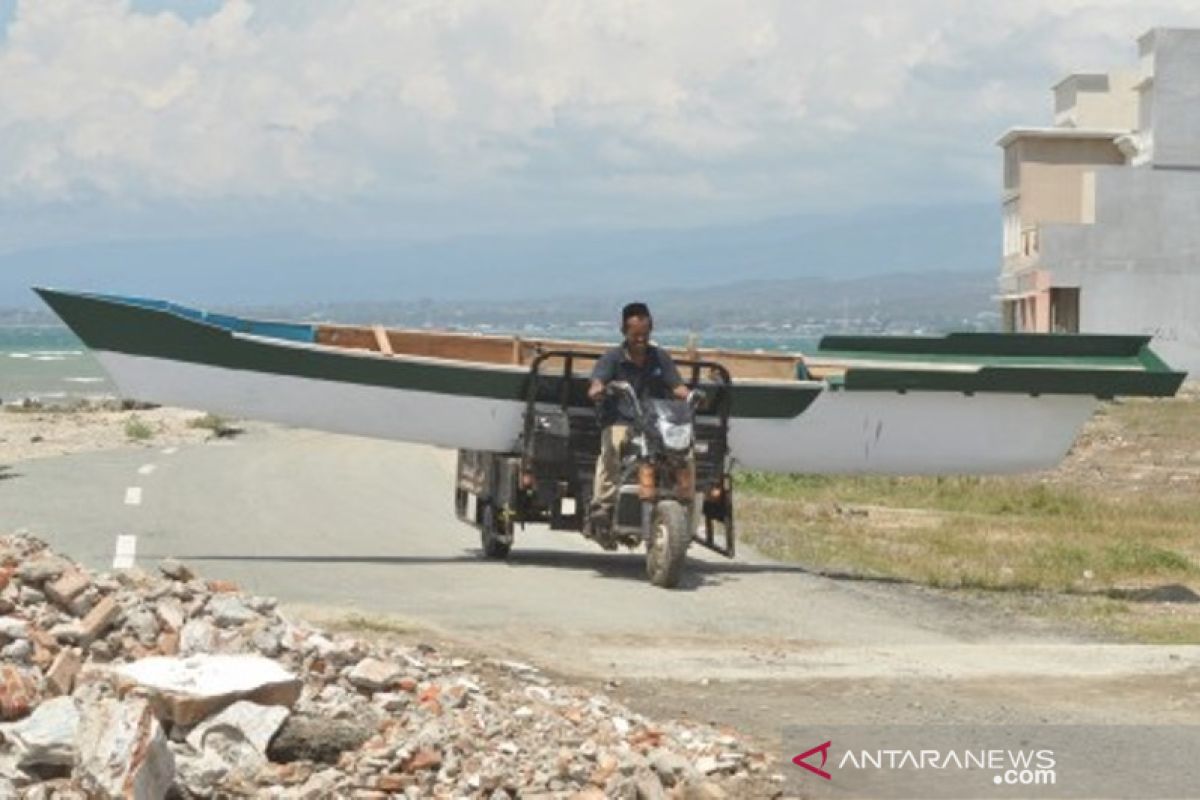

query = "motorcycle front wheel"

[646,499,689,588]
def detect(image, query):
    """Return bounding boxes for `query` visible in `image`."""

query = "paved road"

[3,424,1198,744]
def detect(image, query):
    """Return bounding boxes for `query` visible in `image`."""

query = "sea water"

[0,322,817,405]
[0,326,115,404]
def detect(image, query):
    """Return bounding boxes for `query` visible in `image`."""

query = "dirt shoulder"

[0,402,226,466]
[302,606,1200,762]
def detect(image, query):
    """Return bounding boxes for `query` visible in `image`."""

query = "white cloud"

[1,0,1200,238]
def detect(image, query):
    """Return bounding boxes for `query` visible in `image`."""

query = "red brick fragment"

[46,570,90,613]
[404,748,442,773]
[0,665,39,721]
[77,595,120,645]
[46,647,82,696]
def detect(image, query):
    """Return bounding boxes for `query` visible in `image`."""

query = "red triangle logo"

[793,740,833,780]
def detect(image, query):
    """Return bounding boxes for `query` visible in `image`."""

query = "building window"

[1003,204,1020,256]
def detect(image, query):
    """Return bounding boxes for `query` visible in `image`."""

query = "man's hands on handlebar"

[588,379,704,409]
[587,379,601,404]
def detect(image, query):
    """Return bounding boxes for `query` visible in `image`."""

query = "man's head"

[621,302,652,355]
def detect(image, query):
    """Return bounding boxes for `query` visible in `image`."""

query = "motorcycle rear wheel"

[479,501,513,559]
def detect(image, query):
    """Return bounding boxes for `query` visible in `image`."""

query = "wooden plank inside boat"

[315,323,812,381]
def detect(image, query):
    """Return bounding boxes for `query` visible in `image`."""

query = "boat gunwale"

[35,288,1185,399]
[235,331,829,391]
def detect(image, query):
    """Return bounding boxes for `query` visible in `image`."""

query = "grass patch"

[738,476,1200,591]
[737,471,1200,641]
[330,613,420,637]
[123,415,156,441]
[4,398,158,415]
[738,473,1088,517]
[188,413,241,438]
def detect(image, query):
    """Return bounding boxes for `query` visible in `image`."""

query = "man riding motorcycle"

[585,302,696,541]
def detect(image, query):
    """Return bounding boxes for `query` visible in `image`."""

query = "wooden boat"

[35,288,1185,475]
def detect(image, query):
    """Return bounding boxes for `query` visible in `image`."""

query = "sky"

[2,0,1200,255]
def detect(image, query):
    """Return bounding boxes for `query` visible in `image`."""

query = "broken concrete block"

[123,607,160,647]
[18,778,91,800]
[15,556,70,585]
[172,747,228,797]
[185,700,289,757]
[1,638,32,663]
[0,615,29,641]
[67,587,99,618]
[45,647,82,697]
[207,595,257,627]
[180,702,286,782]
[293,768,345,797]
[634,773,668,800]
[114,655,301,726]
[154,598,185,633]
[649,749,699,788]
[178,618,217,656]
[70,664,122,710]
[157,558,194,582]
[75,697,175,800]
[74,595,120,646]
[675,780,729,800]
[7,696,79,770]
[45,571,90,614]
[267,715,375,765]
[348,657,402,692]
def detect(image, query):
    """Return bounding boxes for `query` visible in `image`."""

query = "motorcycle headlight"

[657,418,693,452]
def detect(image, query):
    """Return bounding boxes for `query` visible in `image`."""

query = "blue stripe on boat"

[77,291,317,344]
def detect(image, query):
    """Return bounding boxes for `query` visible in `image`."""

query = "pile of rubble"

[0,535,777,798]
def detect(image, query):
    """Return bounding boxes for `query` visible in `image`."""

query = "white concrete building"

[998,27,1200,376]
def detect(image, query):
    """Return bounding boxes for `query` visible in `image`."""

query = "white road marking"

[138,464,157,476]
[162,447,178,455]
[112,535,137,569]
[124,486,143,506]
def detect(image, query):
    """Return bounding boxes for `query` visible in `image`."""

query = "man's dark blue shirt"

[591,344,684,427]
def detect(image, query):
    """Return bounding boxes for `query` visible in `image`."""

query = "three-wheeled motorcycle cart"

[454,350,736,588]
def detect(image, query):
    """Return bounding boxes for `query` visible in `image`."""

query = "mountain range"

[0,201,999,310]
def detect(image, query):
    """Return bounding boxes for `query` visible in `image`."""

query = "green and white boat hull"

[36,289,1185,475]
